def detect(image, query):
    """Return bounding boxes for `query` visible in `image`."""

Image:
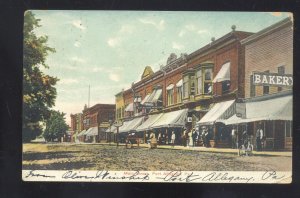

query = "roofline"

[241,17,293,45]
[187,31,252,60]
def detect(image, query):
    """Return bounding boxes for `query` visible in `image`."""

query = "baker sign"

[252,72,293,87]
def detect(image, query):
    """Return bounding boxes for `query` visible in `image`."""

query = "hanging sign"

[252,72,293,87]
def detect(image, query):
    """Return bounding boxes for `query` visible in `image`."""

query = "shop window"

[265,121,274,138]
[167,89,174,106]
[177,86,182,103]
[183,75,189,99]
[286,121,292,137]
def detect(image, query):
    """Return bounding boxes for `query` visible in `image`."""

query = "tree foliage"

[23,11,59,142]
[43,111,69,142]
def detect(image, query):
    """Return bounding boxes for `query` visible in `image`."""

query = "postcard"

[22,11,293,183]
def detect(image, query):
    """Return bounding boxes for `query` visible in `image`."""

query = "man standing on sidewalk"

[256,125,264,151]
[231,127,237,149]
[171,131,176,148]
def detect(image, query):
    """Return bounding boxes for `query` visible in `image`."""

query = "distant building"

[81,104,115,143]
[70,113,83,142]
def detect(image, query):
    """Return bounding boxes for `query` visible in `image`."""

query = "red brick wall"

[187,41,240,96]
[70,114,76,131]
[123,90,133,106]
[244,25,293,98]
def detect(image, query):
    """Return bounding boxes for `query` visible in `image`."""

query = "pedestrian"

[231,127,237,149]
[242,130,249,148]
[201,127,206,147]
[171,131,176,148]
[204,130,209,147]
[182,129,187,147]
[256,125,264,151]
[149,131,157,149]
[158,132,162,145]
[192,129,197,147]
[186,130,190,147]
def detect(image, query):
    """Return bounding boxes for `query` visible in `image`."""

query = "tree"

[43,110,69,142]
[23,11,58,142]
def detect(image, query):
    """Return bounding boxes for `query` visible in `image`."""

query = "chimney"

[231,25,236,32]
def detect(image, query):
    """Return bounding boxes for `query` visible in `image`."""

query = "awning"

[135,113,164,131]
[145,89,162,104]
[166,84,174,90]
[77,129,86,137]
[141,94,150,105]
[125,103,134,112]
[176,79,183,87]
[198,100,235,125]
[218,95,292,125]
[150,109,188,129]
[213,62,230,83]
[151,89,162,103]
[86,127,98,136]
[105,125,117,133]
[119,117,144,133]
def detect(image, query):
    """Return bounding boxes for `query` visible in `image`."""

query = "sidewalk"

[80,142,292,157]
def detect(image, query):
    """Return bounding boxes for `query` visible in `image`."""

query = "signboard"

[137,105,163,110]
[187,117,193,122]
[99,122,110,128]
[113,121,123,127]
[252,72,293,87]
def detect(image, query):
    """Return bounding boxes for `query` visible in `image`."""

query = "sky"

[30,11,291,125]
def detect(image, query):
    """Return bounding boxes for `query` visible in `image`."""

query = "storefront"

[219,91,292,151]
[197,100,235,148]
[85,127,98,143]
[77,129,86,142]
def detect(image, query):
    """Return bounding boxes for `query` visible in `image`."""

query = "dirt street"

[22,143,292,171]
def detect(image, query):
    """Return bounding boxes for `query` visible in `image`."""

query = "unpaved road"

[22,143,292,171]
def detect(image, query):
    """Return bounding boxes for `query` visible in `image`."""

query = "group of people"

[145,127,213,148]
[231,125,264,151]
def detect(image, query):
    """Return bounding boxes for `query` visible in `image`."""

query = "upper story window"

[166,84,174,106]
[263,70,270,95]
[278,66,285,74]
[196,70,203,95]
[176,79,183,104]
[194,63,214,96]
[278,66,285,92]
[212,62,230,95]
[183,75,189,99]
[205,70,213,94]
[222,80,231,94]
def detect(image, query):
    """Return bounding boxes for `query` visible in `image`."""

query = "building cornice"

[241,17,292,46]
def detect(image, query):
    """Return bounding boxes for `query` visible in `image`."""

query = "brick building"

[70,113,83,142]
[218,17,293,151]
[114,27,254,147]
[78,104,115,143]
